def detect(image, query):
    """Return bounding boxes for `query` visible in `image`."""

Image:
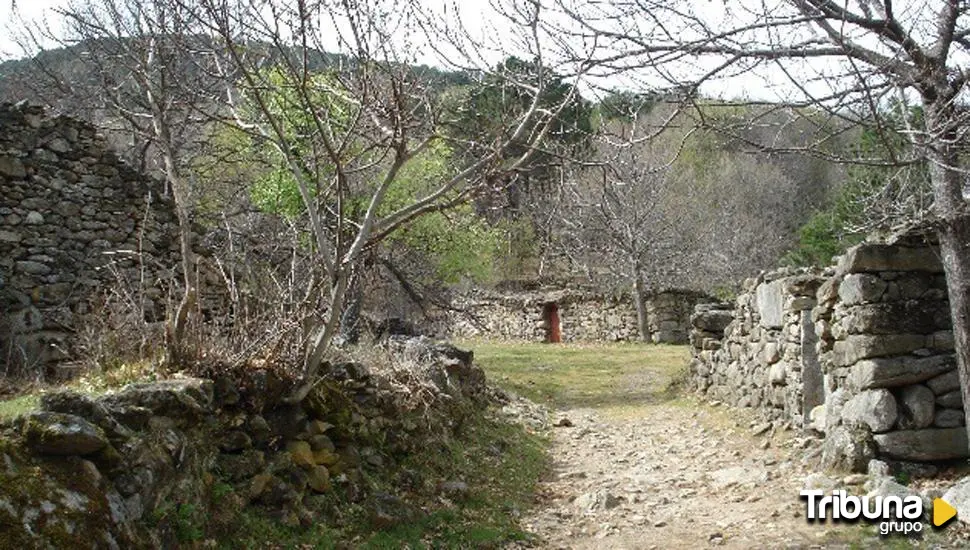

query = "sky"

[0,0,955,106]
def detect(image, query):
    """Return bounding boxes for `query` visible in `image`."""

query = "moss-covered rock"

[22,412,108,456]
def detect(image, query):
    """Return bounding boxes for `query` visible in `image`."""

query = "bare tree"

[544,0,970,444]
[178,0,583,396]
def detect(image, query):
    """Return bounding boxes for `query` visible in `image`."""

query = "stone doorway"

[543,302,561,343]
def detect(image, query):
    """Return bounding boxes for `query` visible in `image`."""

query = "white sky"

[0,0,960,105]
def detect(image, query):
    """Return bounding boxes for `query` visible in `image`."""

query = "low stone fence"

[0,338,487,547]
[443,287,710,344]
[689,229,965,468]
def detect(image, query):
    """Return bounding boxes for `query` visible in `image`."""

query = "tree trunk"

[339,271,362,345]
[924,100,970,452]
[633,274,650,342]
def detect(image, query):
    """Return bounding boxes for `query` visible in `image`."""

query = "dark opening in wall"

[542,302,561,343]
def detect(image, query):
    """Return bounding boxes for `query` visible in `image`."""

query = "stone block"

[895,384,935,430]
[851,354,954,389]
[927,370,961,395]
[831,334,927,367]
[756,280,785,329]
[838,274,887,305]
[841,389,898,433]
[839,243,944,274]
[873,428,969,461]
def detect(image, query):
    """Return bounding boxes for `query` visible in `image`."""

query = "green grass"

[461,340,690,410]
[0,394,38,421]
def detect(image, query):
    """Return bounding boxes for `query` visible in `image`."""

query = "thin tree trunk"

[633,274,650,342]
[924,101,970,451]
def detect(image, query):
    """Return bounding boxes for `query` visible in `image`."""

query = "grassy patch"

[0,394,38,421]
[461,340,690,410]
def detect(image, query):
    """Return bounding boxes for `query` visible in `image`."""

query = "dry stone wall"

[0,102,186,371]
[0,338,487,547]
[443,287,710,344]
[689,229,965,467]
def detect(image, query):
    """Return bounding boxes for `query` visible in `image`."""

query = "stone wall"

[0,102,186,371]
[689,229,966,466]
[442,287,710,344]
[0,338,487,547]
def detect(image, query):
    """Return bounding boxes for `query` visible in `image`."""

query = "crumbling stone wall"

[0,338,486,547]
[689,229,965,465]
[444,287,709,344]
[0,102,185,371]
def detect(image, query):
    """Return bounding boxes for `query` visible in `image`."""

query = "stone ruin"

[0,102,188,374]
[442,286,712,344]
[689,227,966,468]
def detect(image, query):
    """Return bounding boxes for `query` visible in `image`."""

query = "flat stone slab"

[873,428,969,461]
[849,355,954,389]
[839,243,943,274]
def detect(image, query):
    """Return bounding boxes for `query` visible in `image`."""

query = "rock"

[867,478,926,511]
[308,420,334,435]
[555,417,574,427]
[850,355,954,390]
[937,390,963,409]
[934,408,965,428]
[308,434,335,453]
[768,362,786,385]
[751,422,772,436]
[895,385,935,430]
[39,390,132,442]
[575,490,622,512]
[927,370,961,395]
[831,335,928,368]
[709,466,768,488]
[212,376,240,407]
[25,211,44,225]
[942,477,970,524]
[838,274,887,305]
[809,405,827,432]
[756,280,785,329]
[843,474,868,485]
[0,155,26,178]
[23,412,109,455]
[867,459,891,477]
[803,473,838,491]
[217,449,266,481]
[287,440,315,468]
[219,430,252,453]
[438,480,470,499]
[840,389,897,433]
[825,389,851,432]
[246,415,272,446]
[102,379,213,420]
[821,424,876,473]
[307,466,331,493]
[872,428,969,461]
[839,243,943,274]
[692,309,734,333]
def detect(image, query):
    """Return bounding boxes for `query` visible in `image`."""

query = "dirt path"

[517,399,855,549]
[510,378,968,549]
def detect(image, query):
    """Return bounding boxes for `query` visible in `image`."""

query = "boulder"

[101,379,213,421]
[895,385,935,430]
[691,309,734,333]
[872,428,969,461]
[850,355,954,389]
[821,424,877,473]
[40,390,132,442]
[23,411,109,455]
[841,389,897,433]
[942,477,970,524]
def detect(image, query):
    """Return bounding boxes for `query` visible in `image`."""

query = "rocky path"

[517,399,857,549]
